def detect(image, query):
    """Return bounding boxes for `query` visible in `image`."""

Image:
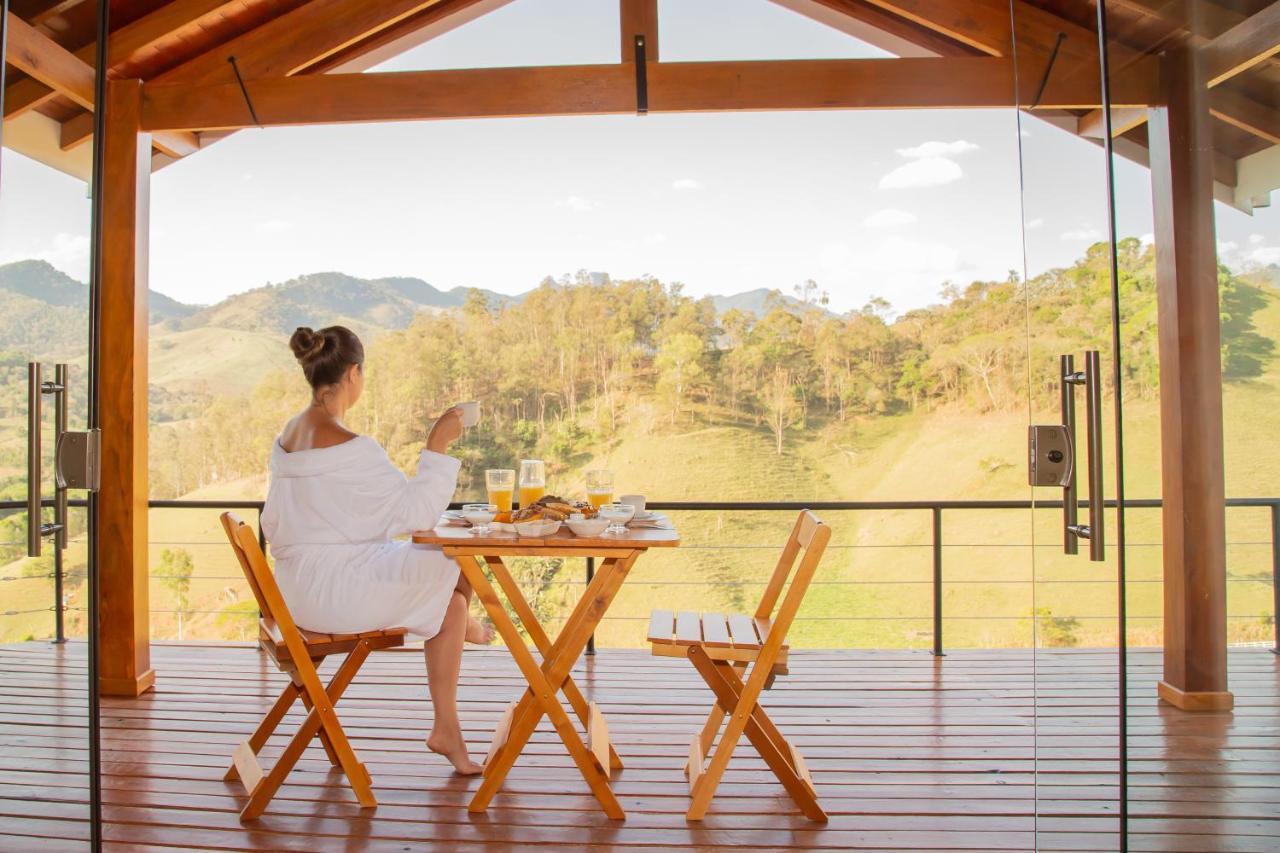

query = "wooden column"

[99,78,155,697]
[1147,46,1232,712]
[620,0,657,62]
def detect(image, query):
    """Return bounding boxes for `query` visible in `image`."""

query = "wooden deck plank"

[0,643,1274,850]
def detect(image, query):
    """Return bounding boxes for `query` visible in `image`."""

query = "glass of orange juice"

[585,469,614,510]
[485,468,515,513]
[519,459,546,507]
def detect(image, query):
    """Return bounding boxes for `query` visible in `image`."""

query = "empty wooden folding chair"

[649,509,830,822]
[219,511,407,821]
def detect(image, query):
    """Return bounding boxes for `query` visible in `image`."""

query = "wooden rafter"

[56,0,481,153]
[770,0,983,57]
[4,11,95,110]
[1202,1,1280,87]
[5,0,236,120]
[139,56,1156,133]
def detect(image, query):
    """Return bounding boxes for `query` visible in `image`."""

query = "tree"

[656,332,706,422]
[158,548,195,641]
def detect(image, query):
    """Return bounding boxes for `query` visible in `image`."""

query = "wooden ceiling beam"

[1203,1,1280,87]
[620,0,658,62]
[139,56,1155,133]
[58,0,466,152]
[1209,87,1280,146]
[4,10,95,110]
[307,0,513,73]
[5,0,237,119]
[856,0,1009,56]
[769,0,982,57]
[1077,106,1150,139]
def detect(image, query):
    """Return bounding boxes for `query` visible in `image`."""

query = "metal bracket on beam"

[227,56,262,127]
[634,35,648,116]
[1031,32,1067,108]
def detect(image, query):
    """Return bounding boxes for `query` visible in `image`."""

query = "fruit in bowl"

[514,518,562,537]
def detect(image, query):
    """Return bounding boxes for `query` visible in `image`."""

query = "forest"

[148,237,1272,501]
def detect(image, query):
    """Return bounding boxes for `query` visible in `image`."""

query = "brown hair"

[289,325,364,390]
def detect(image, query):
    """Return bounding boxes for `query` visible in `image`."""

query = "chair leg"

[683,662,745,776]
[239,643,377,820]
[225,680,299,783]
[689,646,826,822]
[298,660,341,767]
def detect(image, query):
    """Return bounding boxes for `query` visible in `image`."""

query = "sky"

[0,0,1277,316]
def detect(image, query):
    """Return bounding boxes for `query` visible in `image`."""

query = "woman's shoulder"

[278,413,361,453]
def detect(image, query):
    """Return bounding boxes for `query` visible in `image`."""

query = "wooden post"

[98,78,155,698]
[1147,46,1232,712]
[620,0,657,62]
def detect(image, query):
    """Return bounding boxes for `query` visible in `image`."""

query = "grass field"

[3,286,1278,649]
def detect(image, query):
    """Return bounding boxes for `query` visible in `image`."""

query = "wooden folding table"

[412,523,680,819]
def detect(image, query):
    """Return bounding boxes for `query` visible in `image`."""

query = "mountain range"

[0,261,818,353]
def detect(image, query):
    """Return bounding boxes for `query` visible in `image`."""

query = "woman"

[261,324,492,776]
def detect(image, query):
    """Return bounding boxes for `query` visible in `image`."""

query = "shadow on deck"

[0,643,1277,851]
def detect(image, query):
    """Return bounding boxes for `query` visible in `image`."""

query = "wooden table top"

[412,524,680,550]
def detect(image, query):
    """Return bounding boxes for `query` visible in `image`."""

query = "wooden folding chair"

[219,512,407,821]
[648,509,831,822]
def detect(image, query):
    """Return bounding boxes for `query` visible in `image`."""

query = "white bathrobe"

[261,436,461,640]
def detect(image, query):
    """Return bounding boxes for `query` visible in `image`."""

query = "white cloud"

[1249,233,1264,245]
[878,157,963,189]
[255,219,293,234]
[896,140,979,159]
[1061,226,1103,242]
[1248,245,1280,266]
[863,208,917,228]
[672,178,703,191]
[1217,240,1238,254]
[1025,217,1044,230]
[0,232,92,281]
[1139,232,1154,246]
[643,232,668,245]
[558,195,597,212]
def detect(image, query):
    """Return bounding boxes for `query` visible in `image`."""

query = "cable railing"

[2,496,1278,653]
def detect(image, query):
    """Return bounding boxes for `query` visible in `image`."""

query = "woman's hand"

[426,406,465,454]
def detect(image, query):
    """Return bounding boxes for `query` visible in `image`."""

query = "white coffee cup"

[457,401,480,428]
[619,494,646,515]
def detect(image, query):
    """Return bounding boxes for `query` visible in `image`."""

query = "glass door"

[1010,3,1127,848]
[0,3,106,848]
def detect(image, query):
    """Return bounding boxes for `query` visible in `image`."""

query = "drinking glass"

[585,469,614,510]
[485,469,515,513]
[598,502,634,535]
[519,459,546,508]
[462,503,497,535]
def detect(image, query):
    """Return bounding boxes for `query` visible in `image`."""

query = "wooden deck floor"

[0,642,1276,851]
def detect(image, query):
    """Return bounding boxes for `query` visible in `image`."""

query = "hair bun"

[289,326,326,363]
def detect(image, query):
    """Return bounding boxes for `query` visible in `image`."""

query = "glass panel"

[0,2,102,848]
[1102,1,1280,849]
[1010,3,1124,847]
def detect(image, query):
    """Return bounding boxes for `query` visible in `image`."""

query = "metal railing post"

[932,506,944,657]
[586,556,596,656]
[1272,503,1279,656]
[53,545,65,643]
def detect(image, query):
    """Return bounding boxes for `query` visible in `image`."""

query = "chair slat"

[700,613,732,648]
[727,613,759,648]
[675,611,702,645]
[646,609,675,644]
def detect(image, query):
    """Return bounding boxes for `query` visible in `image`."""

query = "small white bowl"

[514,519,562,537]
[566,517,610,537]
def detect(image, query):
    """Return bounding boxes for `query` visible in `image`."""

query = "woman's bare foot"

[427,730,484,775]
[465,617,495,645]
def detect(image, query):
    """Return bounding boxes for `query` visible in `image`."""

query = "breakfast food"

[512,494,598,522]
